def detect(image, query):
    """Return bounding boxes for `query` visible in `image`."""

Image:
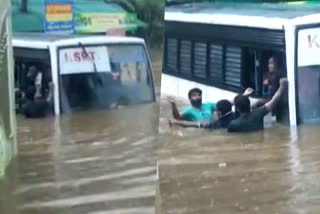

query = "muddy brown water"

[0,103,159,214]
[4,46,320,214]
[0,48,163,214]
[157,95,320,214]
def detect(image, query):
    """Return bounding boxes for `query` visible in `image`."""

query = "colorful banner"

[44,0,74,34]
[74,13,141,34]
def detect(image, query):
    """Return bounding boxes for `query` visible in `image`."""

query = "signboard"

[106,28,126,36]
[74,13,139,33]
[44,0,74,34]
[59,46,111,74]
[298,27,320,67]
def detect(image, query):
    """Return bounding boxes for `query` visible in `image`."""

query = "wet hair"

[188,88,202,99]
[25,86,36,101]
[269,56,279,67]
[234,95,250,113]
[216,99,232,115]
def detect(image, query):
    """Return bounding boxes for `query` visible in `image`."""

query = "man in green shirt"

[167,87,254,122]
[167,88,215,121]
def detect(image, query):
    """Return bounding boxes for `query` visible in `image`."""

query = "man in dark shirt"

[201,99,238,129]
[168,99,237,129]
[228,78,288,133]
[22,82,53,118]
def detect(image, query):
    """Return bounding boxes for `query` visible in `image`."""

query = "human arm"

[250,98,267,109]
[229,87,254,106]
[168,119,211,128]
[34,72,43,98]
[46,82,54,104]
[264,78,288,112]
[167,96,185,120]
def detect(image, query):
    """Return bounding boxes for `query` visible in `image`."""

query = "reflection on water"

[0,103,159,214]
[158,95,320,214]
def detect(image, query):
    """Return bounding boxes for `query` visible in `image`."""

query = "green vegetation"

[106,0,165,48]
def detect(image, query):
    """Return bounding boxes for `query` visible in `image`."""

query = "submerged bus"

[161,2,320,126]
[13,33,156,116]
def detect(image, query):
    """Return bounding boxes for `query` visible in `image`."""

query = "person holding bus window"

[228,78,288,132]
[262,56,284,97]
[262,55,288,122]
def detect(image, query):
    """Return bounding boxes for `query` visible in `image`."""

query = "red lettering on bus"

[89,52,95,60]
[74,52,81,62]
[308,34,320,48]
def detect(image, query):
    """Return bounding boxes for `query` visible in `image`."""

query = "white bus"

[161,2,320,126]
[13,33,156,116]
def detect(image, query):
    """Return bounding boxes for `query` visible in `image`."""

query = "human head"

[216,99,232,117]
[234,95,251,114]
[27,65,38,78]
[268,56,278,73]
[188,88,202,108]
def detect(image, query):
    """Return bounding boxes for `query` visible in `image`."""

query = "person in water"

[22,82,54,118]
[167,88,215,122]
[228,78,288,133]
[169,99,238,129]
[167,87,254,122]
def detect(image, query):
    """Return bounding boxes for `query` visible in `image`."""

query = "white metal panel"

[12,36,145,50]
[161,74,179,96]
[165,12,285,30]
[53,36,144,47]
[297,27,320,67]
[292,14,320,26]
[49,44,60,116]
[284,21,297,126]
[12,40,49,49]
[161,74,258,105]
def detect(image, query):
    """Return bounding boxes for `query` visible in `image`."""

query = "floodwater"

[0,49,163,214]
[1,103,159,214]
[157,95,320,214]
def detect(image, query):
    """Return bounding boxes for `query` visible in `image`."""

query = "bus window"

[58,44,154,113]
[13,48,52,113]
[243,49,287,97]
[242,49,289,123]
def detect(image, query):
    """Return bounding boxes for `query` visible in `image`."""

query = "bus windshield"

[58,44,154,113]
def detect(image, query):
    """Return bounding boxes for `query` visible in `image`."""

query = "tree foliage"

[106,0,165,48]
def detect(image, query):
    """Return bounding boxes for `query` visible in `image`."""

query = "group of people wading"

[167,56,288,133]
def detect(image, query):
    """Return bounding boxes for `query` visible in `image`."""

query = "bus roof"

[12,33,145,49]
[165,2,320,30]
